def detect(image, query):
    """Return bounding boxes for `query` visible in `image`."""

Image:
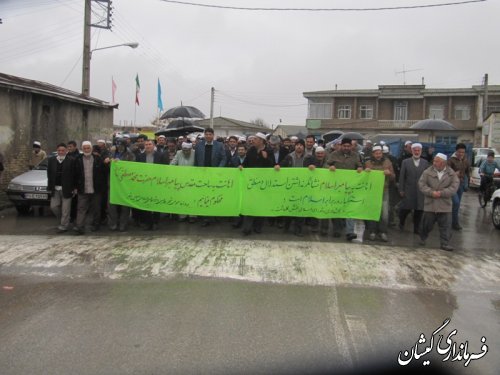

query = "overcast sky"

[1,0,499,128]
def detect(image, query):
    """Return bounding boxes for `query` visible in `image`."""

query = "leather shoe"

[441,244,454,251]
[346,233,357,241]
[452,224,462,231]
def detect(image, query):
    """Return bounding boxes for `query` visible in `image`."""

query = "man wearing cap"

[398,143,429,234]
[398,140,413,169]
[96,140,110,160]
[29,141,47,169]
[47,143,76,233]
[362,140,373,160]
[326,138,363,241]
[304,146,329,235]
[240,132,274,235]
[365,145,395,242]
[447,143,470,230]
[156,135,167,153]
[418,153,459,251]
[170,141,196,223]
[171,141,195,166]
[74,141,107,234]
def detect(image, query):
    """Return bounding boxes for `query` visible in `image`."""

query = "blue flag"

[157,78,164,112]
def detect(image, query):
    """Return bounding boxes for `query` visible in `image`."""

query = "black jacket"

[135,150,170,165]
[243,146,273,168]
[47,155,75,199]
[74,154,107,194]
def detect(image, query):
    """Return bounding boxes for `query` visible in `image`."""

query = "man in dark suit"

[194,127,227,226]
[398,143,429,234]
[136,139,170,230]
[194,128,227,168]
[47,143,75,233]
[241,132,274,235]
[225,135,240,167]
[267,135,289,166]
[74,141,107,234]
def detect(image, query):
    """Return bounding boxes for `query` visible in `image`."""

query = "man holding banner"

[136,139,169,230]
[326,138,364,241]
[241,132,274,236]
[194,128,227,227]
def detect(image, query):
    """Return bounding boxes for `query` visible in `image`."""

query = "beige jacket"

[418,166,459,213]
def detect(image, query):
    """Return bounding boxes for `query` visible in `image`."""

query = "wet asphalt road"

[0,191,499,374]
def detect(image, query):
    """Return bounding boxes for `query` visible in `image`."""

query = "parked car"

[469,154,500,188]
[472,147,499,164]
[491,188,500,229]
[6,158,50,214]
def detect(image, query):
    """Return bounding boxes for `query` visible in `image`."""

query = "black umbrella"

[160,106,205,120]
[410,119,456,131]
[322,130,344,143]
[339,132,365,141]
[155,119,204,138]
[410,119,456,143]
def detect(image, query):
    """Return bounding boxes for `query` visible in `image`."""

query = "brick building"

[0,72,116,207]
[303,84,500,145]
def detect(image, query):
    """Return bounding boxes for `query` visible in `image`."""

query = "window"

[394,101,408,121]
[429,105,444,119]
[454,105,471,120]
[308,102,332,119]
[359,105,373,119]
[435,135,458,145]
[338,105,351,119]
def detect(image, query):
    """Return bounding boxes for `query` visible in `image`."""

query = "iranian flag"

[135,74,140,105]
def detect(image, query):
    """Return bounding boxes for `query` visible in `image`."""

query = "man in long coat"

[418,153,459,251]
[398,143,429,234]
[47,143,75,233]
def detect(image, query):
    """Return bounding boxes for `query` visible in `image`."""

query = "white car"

[492,188,500,229]
[6,158,50,214]
[469,155,500,188]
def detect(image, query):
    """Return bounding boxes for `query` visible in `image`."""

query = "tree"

[250,118,269,128]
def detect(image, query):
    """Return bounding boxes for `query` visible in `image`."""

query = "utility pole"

[81,0,113,96]
[81,0,91,96]
[210,87,215,127]
[483,73,489,119]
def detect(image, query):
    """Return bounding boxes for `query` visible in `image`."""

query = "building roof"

[303,84,500,99]
[0,72,117,109]
[274,124,308,136]
[195,116,267,131]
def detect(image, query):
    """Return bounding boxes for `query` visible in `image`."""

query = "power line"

[158,0,486,12]
[217,90,307,107]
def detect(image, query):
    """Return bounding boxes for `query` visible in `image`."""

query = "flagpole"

[134,103,137,133]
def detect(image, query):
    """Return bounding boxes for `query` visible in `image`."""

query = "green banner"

[110,161,240,216]
[241,168,384,220]
[110,161,384,220]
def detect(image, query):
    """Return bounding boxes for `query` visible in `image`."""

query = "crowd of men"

[30,127,469,251]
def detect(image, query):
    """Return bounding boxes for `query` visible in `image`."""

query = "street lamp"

[82,42,139,96]
[89,42,139,59]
